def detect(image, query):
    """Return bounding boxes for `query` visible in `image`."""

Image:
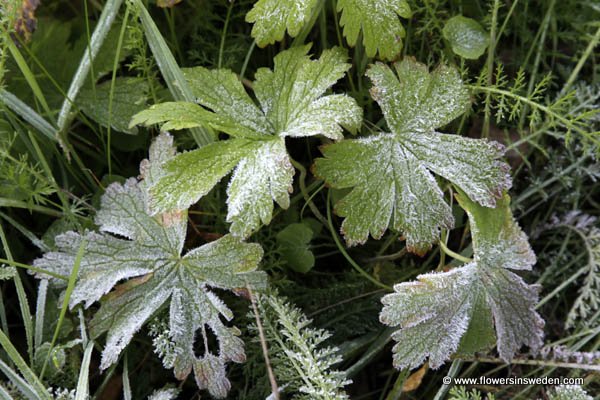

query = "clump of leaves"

[33,134,267,398]
[244,0,412,60]
[315,58,511,253]
[379,191,544,369]
[131,45,361,238]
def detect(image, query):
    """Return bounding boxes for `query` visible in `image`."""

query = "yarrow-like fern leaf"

[33,134,267,398]
[314,58,511,253]
[379,191,544,369]
[131,45,362,238]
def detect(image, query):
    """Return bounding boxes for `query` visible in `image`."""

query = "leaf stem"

[247,287,280,400]
[0,258,69,281]
[438,241,472,264]
[326,191,392,291]
[290,157,328,226]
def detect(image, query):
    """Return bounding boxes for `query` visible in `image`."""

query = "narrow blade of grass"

[122,353,132,400]
[34,280,48,350]
[74,341,94,400]
[0,330,52,400]
[0,224,34,364]
[6,41,54,125]
[39,239,87,380]
[0,90,57,142]
[56,0,124,131]
[0,359,39,400]
[133,0,214,146]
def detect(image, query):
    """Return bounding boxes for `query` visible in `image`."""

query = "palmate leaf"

[379,192,544,369]
[314,58,511,253]
[131,45,362,238]
[337,0,412,60]
[33,134,267,399]
[245,0,319,47]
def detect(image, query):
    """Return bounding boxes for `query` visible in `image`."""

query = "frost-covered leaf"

[33,133,267,398]
[443,16,489,60]
[337,0,412,60]
[78,77,149,134]
[132,45,362,237]
[379,192,544,369]
[314,58,511,252]
[245,0,319,47]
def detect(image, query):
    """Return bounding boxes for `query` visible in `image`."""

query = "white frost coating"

[337,0,412,60]
[315,59,511,251]
[137,46,361,237]
[380,195,544,370]
[147,388,180,400]
[227,138,294,238]
[316,133,453,253]
[246,0,319,47]
[32,135,266,398]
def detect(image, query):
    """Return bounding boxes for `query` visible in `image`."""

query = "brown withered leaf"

[13,0,40,43]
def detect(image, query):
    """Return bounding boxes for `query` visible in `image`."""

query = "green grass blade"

[39,239,86,380]
[0,90,57,142]
[122,353,132,400]
[0,383,16,400]
[0,258,68,281]
[6,41,54,124]
[133,0,214,146]
[0,211,49,252]
[56,0,124,131]
[74,341,94,400]
[0,360,38,400]
[0,198,62,218]
[0,224,34,365]
[0,330,51,400]
[34,281,48,350]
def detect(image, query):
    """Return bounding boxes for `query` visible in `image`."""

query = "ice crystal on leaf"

[379,192,544,369]
[337,0,412,60]
[33,133,267,399]
[314,58,511,253]
[245,0,319,47]
[131,45,362,238]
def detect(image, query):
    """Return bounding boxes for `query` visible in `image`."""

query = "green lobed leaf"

[314,58,511,253]
[276,223,316,273]
[443,16,489,60]
[245,0,319,47]
[78,78,149,134]
[337,0,412,60]
[379,193,544,369]
[33,133,266,398]
[132,45,362,238]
